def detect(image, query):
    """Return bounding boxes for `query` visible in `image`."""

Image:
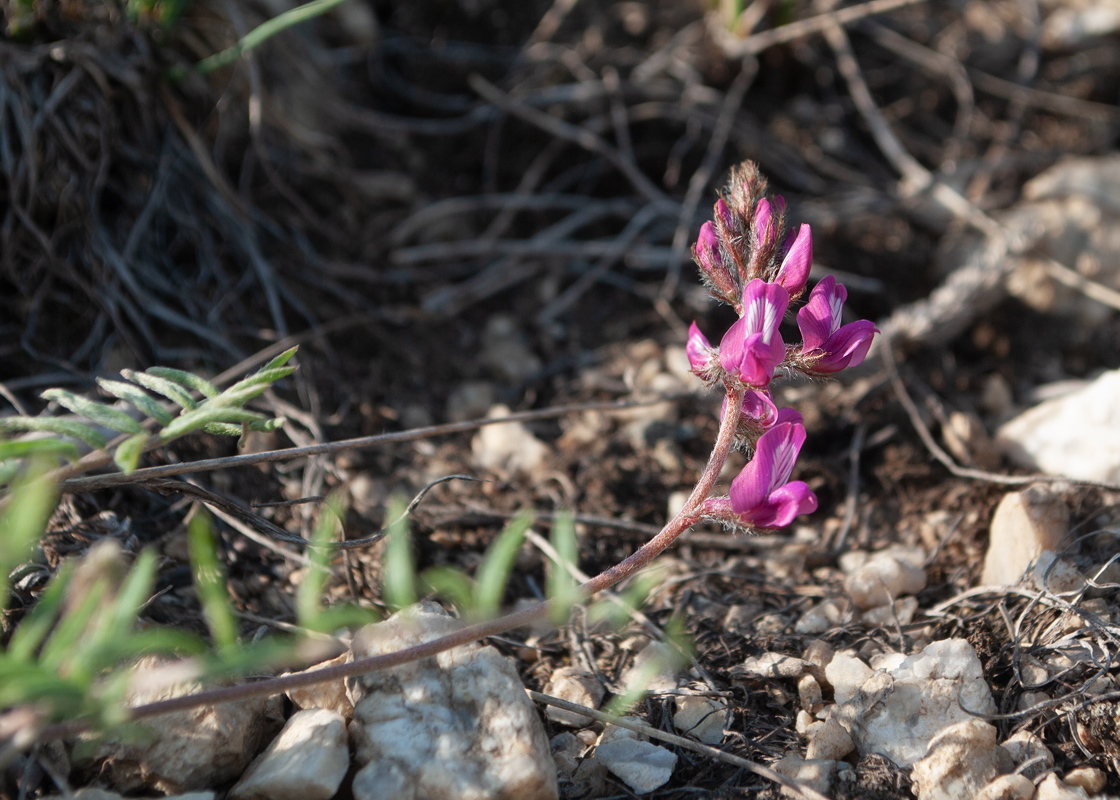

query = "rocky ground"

[4,0,1120,798]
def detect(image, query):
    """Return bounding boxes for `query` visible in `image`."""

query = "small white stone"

[844,548,926,610]
[805,714,854,761]
[1064,766,1107,795]
[772,755,836,798]
[543,667,605,728]
[795,598,847,634]
[594,721,676,795]
[1033,550,1086,594]
[284,653,353,717]
[797,674,823,708]
[824,651,873,705]
[910,720,1001,800]
[471,404,550,477]
[861,596,919,628]
[1001,729,1054,779]
[672,695,726,745]
[976,774,1036,800]
[998,369,1120,483]
[982,485,1069,586]
[620,641,679,696]
[1037,773,1092,800]
[738,652,811,680]
[228,709,349,800]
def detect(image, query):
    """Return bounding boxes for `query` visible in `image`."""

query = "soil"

[4,0,1120,797]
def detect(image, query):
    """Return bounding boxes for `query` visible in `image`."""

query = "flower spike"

[718,279,789,388]
[795,276,878,375]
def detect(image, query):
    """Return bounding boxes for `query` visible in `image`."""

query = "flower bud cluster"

[685,163,879,533]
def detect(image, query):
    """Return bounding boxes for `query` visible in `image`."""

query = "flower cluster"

[686,164,878,532]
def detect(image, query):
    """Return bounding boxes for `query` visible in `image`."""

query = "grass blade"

[382,494,417,612]
[188,510,238,651]
[473,509,533,620]
[0,438,80,463]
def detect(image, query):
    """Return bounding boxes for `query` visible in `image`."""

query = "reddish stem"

[38,387,747,739]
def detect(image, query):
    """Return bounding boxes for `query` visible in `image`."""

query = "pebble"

[620,641,679,696]
[1037,773,1093,800]
[823,651,874,705]
[593,720,677,795]
[982,485,1070,586]
[843,547,927,610]
[976,774,1037,800]
[672,695,726,745]
[861,596,919,628]
[228,709,349,800]
[283,654,353,717]
[73,657,283,794]
[804,714,855,761]
[910,720,1002,800]
[470,404,550,477]
[1001,729,1053,779]
[998,369,1120,483]
[834,639,997,767]
[347,603,557,800]
[771,755,836,798]
[1033,550,1086,594]
[794,598,847,635]
[1064,766,1107,795]
[737,652,811,681]
[542,667,605,728]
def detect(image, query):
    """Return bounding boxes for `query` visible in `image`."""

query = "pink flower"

[728,421,818,529]
[693,221,738,306]
[718,279,789,387]
[686,322,720,381]
[774,224,812,298]
[752,197,782,248]
[796,276,878,374]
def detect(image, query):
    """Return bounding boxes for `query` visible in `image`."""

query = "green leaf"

[113,433,148,474]
[262,346,298,371]
[547,511,580,625]
[122,370,197,410]
[382,495,416,612]
[97,379,174,426]
[201,423,244,437]
[41,389,144,435]
[188,511,238,651]
[40,573,108,677]
[472,509,532,620]
[145,367,219,399]
[160,408,265,441]
[218,367,295,405]
[297,492,346,632]
[0,418,106,449]
[0,462,57,610]
[420,566,474,612]
[0,438,80,463]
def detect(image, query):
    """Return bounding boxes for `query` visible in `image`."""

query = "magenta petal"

[741,279,790,339]
[817,320,879,373]
[741,389,778,425]
[775,407,804,427]
[686,322,714,372]
[797,275,844,351]
[744,482,819,529]
[696,221,722,272]
[717,317,748,375]
[730,421,807,514]
[716,199,733,229]
[776,224,812,296]
[752,198,773,243]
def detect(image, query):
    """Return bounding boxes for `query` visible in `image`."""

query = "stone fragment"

[284,653,353,717]
[910,720,1001,800]
[835,639,997,766]
[551,733,607,798]
[998,369,1120,483]
[844,548,926,610]
[347,603,557,800]
[797,675,823,708]
[620,641,679,695]
[73,657,283,794]
[795,598,847,634]
[737,652,811,681]
[1064,766,1107,795]
[593,720,677,794]
[771,755,836,798]
[982,485,1070,586]
[1037,773,1092,800]
[1033,550,1086,594]
[804,714,854,761]
[1001,729,1053,779]
[543,667,605,727]
[823,651,874,705]
[942,410,1000,469]
[471,404,549,477]
[672,695,726,745]
[861,596,919,628]
[976,774,1036,800]
[229,709,348,800]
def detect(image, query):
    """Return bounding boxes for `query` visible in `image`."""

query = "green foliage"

[603,616,693,716]
[546,511,580,625]
[0,348,295,479]
[382,494,418,612]
[187,511,239,653]
[297,492,378,632]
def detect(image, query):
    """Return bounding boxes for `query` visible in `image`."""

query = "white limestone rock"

[593,721,676,795]
[804,713,855,761]
[672,695,726,745]
[998,369,1120,483]
[843,547,926,610]
[283,653,353,717]
[1064,767,1107,795]
[861,596,919,628]
[72,657,283,794]
[834,639,997,767]
[982,485,1070,586]
[1001,729,1053,779]
[910,720,1002,800]
[228,709,349,800]
[1033,550,1087,594]
[620,641,679,696]
[772,755,836,798]
[737,652,811,681]
[1037,773,1093,800]
[823,651,874,705]
[976,774,1036,800]
[346,603,557,800]
[471,404,550,477]
[542,667,605,728]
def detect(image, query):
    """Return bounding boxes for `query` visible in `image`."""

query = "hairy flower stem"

[38,389,747,740]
